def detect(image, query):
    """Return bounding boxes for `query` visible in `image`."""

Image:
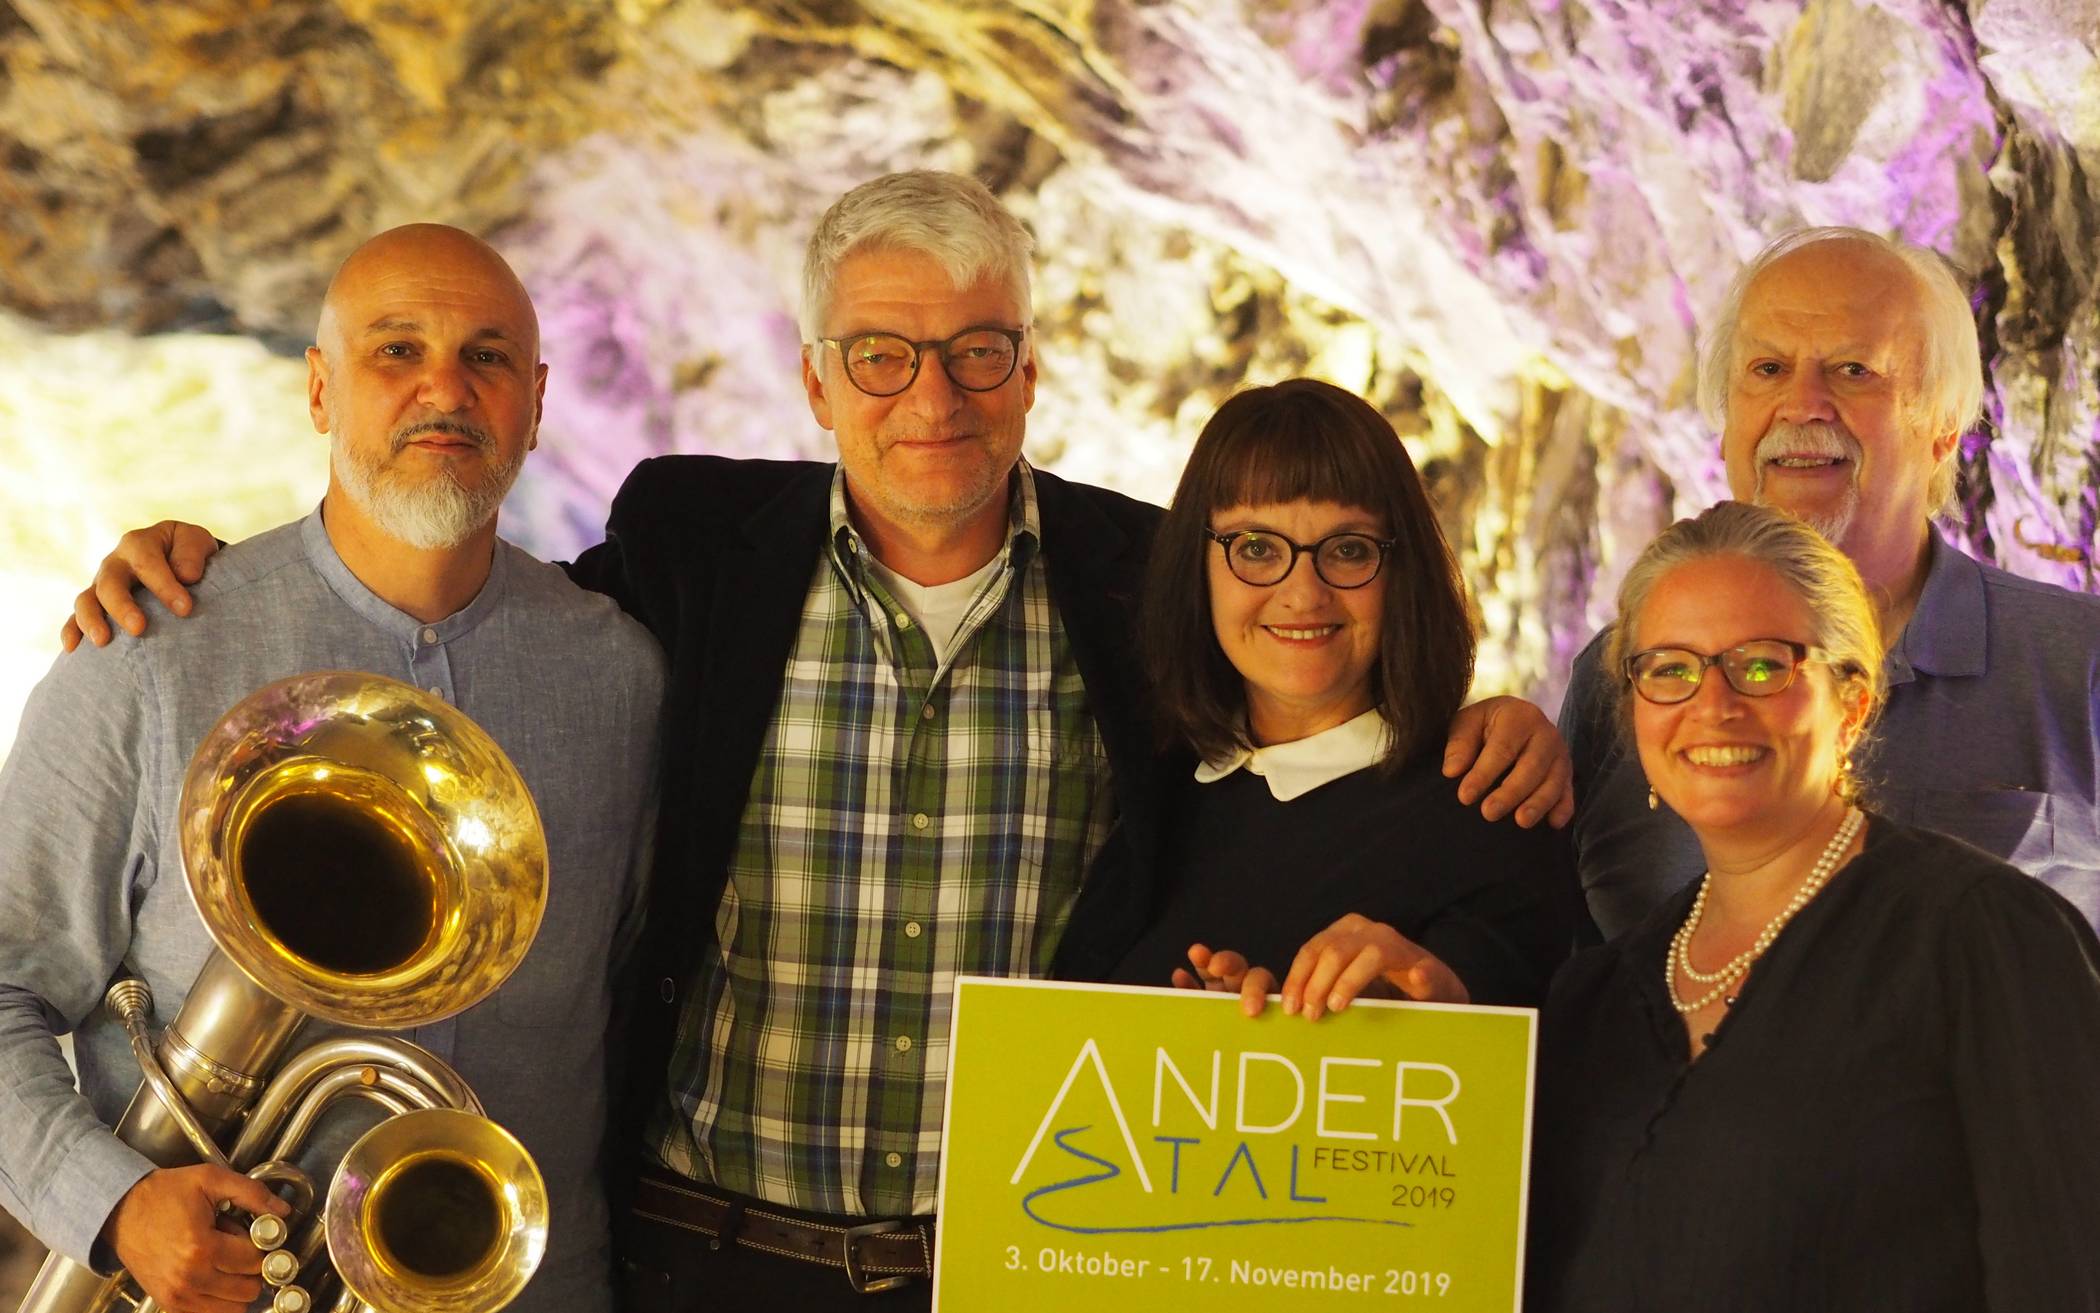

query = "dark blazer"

[567,456,1163,1197]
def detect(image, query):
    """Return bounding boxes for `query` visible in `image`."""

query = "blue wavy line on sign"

[1020,1126,1413,1236]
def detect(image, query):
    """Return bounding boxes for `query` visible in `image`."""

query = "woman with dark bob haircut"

[1105,378,1576,1013]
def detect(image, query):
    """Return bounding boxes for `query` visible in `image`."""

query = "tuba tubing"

[17,958,310,1313]
[230,1035,484,1167]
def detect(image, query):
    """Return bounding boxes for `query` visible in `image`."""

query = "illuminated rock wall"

[1,0,2097,768]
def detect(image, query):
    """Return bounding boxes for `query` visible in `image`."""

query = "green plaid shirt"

[646,462,1114,1216]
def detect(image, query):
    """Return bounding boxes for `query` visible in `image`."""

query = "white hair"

[799,170,1035,343]
[1696,227,1983,517]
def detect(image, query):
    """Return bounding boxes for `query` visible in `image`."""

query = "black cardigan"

[1106,751,1577,1007]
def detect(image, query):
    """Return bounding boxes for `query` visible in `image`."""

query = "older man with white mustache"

[1557,227,2100,940]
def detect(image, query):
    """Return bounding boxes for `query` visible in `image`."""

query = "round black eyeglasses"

[1206,529,1395,589]
[819,328,1026,398]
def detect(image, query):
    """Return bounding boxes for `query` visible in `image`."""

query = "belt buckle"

[841,1218,915,1294]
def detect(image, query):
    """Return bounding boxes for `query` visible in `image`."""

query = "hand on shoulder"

[1441,696,1575,829]
[62,522,219,651]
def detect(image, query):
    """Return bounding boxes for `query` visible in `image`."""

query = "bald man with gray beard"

[0,226,663,1313]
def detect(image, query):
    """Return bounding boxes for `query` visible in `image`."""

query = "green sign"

[932,978,1535,1312]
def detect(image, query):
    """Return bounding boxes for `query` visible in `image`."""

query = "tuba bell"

[16,671,551,1313]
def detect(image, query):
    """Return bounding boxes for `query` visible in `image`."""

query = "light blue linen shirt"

[0,510,663,1313]
[1562,530,2100,940]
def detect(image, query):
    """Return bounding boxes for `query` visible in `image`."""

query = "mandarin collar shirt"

[0,509,663,1313]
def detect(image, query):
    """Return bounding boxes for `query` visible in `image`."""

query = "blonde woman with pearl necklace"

[1527,501,2100,1312]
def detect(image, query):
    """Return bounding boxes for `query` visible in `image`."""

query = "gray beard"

[331,430,523,550]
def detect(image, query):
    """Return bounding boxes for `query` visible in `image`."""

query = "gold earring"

[1647,785,1659,811]
[1833,751,1856,803]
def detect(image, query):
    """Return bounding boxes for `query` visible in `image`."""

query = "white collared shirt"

[1194,708,1394,801]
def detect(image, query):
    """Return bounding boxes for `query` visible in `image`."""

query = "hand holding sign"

[1284,916,1470,1019]
[1173,918,1469,1021]
[1171,944,1270,1017]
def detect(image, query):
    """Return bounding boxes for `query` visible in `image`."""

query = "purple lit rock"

[0,0,2093,706]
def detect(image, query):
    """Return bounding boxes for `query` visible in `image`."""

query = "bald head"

[307,223,547,554]
[316,224,539,365]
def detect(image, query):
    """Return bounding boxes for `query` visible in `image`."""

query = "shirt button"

[426,686,444,699]
[659,978,675,1003]
[894,1035,913,1053]
[904,921,923,939]
[420,626,438,645]
[885,1152,903,1168]
[920,703,936,720]
[895,613,913,630]
[910,812,930,831]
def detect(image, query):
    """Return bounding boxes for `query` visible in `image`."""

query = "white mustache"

[1754,421,1860,465]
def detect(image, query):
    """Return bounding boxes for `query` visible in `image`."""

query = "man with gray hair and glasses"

[66,171,1572,1310]
[1558,226,2100,941]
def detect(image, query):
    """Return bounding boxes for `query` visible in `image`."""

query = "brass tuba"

[16,672,551,1313]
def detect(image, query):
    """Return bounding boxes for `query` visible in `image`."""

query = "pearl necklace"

[1667,807,1864,1015]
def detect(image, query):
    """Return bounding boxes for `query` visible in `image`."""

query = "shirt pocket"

[1016,709,1113,946]
[1024,705,1109,767]
[1020,706,1112,839]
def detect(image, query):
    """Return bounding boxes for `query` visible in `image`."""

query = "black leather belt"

[633,1169,934,1294]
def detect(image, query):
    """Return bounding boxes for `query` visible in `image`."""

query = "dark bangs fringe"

[1202,390,1398,516]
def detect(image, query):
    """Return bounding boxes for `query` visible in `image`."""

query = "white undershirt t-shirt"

[865,551,1005,666]
[1194,707,1394,801]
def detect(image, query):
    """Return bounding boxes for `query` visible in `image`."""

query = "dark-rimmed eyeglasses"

[818,327,1027,397]
[1206,528,1395,589]
[1624,639,1830,705]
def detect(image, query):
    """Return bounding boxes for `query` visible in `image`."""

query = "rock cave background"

[0,0,2097,1284]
